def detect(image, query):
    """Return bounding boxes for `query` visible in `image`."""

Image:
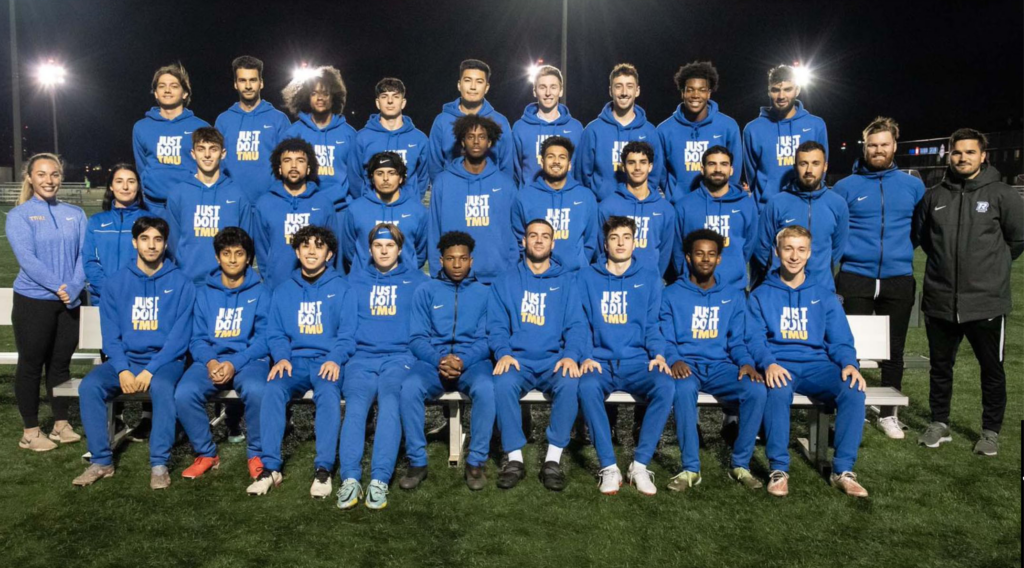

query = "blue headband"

[371,227,395,242]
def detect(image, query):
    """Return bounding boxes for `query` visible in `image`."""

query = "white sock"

[545,445,563,463]
[631,460,647,472]
[508,449,524,463]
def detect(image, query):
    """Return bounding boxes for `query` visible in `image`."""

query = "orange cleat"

[182,456,220,479]
[247,456,265,480]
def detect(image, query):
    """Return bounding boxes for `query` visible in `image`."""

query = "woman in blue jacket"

[84,164,148,302]
[5,153,87,451]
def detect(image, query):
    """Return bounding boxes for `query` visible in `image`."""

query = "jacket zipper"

[876,179,886,293]
[449,282,460,354]
[953,187,964,322]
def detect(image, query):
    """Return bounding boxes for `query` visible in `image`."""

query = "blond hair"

[18,153,63,205]
[775,225,811,249]
[862,116,900,142]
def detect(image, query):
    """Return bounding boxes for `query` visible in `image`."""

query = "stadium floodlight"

[292,63,320,83]
[37,61,67,86]
[792,62,812,88]
[527,59,544,84]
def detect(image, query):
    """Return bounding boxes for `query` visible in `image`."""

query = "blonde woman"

[5,153,87,450]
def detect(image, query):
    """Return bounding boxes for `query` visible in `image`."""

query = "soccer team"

[7,56,1022,510]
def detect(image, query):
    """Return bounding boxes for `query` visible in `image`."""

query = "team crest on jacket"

[298,301,323,334]
[132,297,160,330]
[976,201,989,213]
[780,306,808,340]
[214,307,244,338]
[691,305,720,339]
[465,195,491,226]
[775,135,801,167]
[601,291,628,324]
[193,205,221,237]
[157,136,183,165]
[520,290,547,325]
[685,140,709,172]
[236,131,261,161]
[704,215,732,247]
[370,285,398,316]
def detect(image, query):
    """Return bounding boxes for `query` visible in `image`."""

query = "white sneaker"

[246,470,282,496]
[598,465,622,495]
[627,462,657,496]
[877,415,905,439]
[310,467,333,499]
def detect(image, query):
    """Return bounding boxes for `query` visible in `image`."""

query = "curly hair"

[683,228,725,256]
[213,227,256,265]
[674,61,719,93]
[270,137,320,184]
[282,66,347,116]
[437,231,476,254]
[290,224,338,256]
[452,114,503,145]
[619,141,654,165]
[540,136,574,160]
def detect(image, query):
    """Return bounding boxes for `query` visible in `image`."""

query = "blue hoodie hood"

[512,177,598,272]
[266,267,356,364]
[99,259,195,373]
[746,269,858,370]
[341,187,428,274]
[660,275,753,369]
[427,157,517,285]
[84,203,147,299]
[409,271,490,368]
[284,112,358,212]
[189,266,270,369]
[598,184,677,277]
[486,258,588,368]
[578,258,666,361]
[658,100,743,204]
[347,258,429,358]
[576,103,664,202]
[741,99,829,208]
[352,114,430,200]
[166,174,253,284]
[253,181,338,289]
[835,159,925,279]
[215,100,292,204]
[132,108,210,205]
[672,183,758,289]
[427,98,514,183]
[511,103,584,187]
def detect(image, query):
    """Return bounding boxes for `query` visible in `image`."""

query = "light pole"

[10,0,22,175]
[37,60,66,154]
[561,0,568,102]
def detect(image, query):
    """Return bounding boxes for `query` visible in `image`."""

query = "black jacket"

[913,165,1024,323]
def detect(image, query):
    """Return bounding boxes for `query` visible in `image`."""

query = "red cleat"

[181,456,220,479]
[247,456,265,480]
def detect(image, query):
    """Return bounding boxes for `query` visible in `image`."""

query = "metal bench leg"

[447,400,465,467]
[815,410,831,476]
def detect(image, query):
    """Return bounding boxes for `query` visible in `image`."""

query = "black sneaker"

[128,416,152,442]
[399,466,429,490]
[539,461,566,492]
[464,463,487,491]
[496,460,526,490]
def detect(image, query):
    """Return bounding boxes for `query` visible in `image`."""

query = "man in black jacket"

[913,128,1023,456]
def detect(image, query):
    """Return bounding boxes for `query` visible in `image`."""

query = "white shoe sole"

[920,436,952,448]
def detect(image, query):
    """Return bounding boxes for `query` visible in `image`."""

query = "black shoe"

[399,466,429,490]
[539,461,566,492]
[128,416,152,442]
[465,463,487,491]
[496,460,526,489]
[720,418,739,446]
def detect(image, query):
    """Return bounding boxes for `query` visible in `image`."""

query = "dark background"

[1,0,1022,179]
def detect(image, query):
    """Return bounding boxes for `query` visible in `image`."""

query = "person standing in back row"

[914,128,1023,456]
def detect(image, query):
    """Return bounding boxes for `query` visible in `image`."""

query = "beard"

[543,169,568,183]
[525,248,551,264]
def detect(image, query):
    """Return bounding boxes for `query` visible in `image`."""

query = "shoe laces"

[769,470,788,483]
[314,468,331,483]
[599,466,619,484]
[368,480,389,499]
[836,471,858,483]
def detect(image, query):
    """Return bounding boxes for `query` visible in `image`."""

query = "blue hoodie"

[100,260,195,373]
[166,175,253,283]
[346,258,429,358]
[340,187,428,273]
[427,98,514,183]
[659,276,754,368]
[598,184,676,277]
[486,259,588,368]
[657,101,743,204]
[409,271,490,368]
[83,204,148,300]
[215,100,292,204]
[190,267,269,369]
[351,114,430,200]
[578,258,666,362]
[576,103,664,202]
[253,181,338,289]
[673,183,758,289]
[267,267,357,364]
[512,178,598,272]
[428,158,517,284]
[742,100,828,209]
[754,182,849,291]
[745,269,858,370]
[511,103,584,187]
[132,108,210,206]
[835,160,925,279]
[284,113,358,212]
[6,197,87,308]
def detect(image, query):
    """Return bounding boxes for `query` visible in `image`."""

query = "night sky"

[1,0,1021,178]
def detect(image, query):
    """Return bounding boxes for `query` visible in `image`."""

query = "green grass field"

[0,205,1020,568]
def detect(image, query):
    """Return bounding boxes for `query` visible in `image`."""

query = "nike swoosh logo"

[402,280,413,284]
[652,212,662,216]
[934,205,946,211]
[312,208,321,211]
[638,136,647,140]
[573,201,584,205]
[857,196,868,202]
[563,130,572,134]
[633,283,644,288]
[408,144,417,148]
[713,134,722,139]
[401,213,413,218]
[263,124,273,129]
[164,289,174,294]
[433,305,444,310]
[327,294,336,298]
[66,217,75,221]
[337,141,346,144]
[248,298,257,303]
[721,299,731,304]
[811,299,820,304]
[802,128,812,132]
[101,222,113,227]
[549,287,560,291]
[183,131,193,135]
[492,188,502,192]
[731,209,741,213]
[784,218,796,223]
[226,200,237,204]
